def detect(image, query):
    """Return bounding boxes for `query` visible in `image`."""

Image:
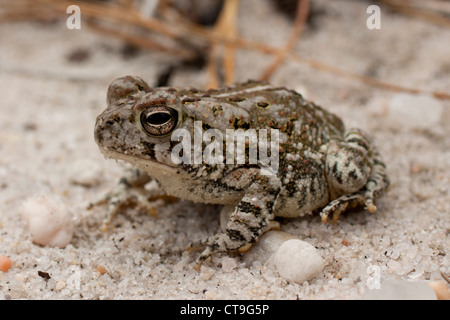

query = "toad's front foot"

[187,232,255,271]
[88,169,168,231]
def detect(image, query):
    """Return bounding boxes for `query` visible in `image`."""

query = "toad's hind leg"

[363,147,390,213]
[320,193,365,223]
[326,129,373,198]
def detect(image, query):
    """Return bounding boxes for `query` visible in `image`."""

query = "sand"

[0,0,448,300]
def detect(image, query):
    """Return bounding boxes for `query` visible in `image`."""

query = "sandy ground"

[0,0,449,299]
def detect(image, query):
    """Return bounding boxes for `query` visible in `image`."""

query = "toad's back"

[173,81,346,153]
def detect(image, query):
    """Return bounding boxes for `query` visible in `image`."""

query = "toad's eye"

[140,105,179,137]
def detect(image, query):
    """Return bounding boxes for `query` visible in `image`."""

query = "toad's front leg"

[89,168,169,231]
[187,178,281,270]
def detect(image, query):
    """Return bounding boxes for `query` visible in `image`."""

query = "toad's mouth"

[98,146,179,176]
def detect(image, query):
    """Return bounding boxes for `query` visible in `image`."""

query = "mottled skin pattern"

[94,76,389,269]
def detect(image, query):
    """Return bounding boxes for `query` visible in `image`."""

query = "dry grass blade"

[85,20,196,60]
[219,0,239,86]
[380,0,450,28]
[260,0,310,81]
[207,0,239,88]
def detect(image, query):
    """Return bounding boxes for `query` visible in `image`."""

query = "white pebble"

[14,273,26,282]
[221,256,237,272]
[20,194,74,248]
[243,231,325,283]
[388,93,443,130]
[55,280,67,292]
[273,239,325,283]
[243,231,297,266]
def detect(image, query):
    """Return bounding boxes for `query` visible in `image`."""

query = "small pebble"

[243,231,325,283]
[14,273,26,282]
[20,194,74,248]
[273,239,325,283]
[96,265,107,275]
[221,257,237,272]
[55,280,67,292]
[0,256,12,272]
[200,266,214,281]
[243,231,297,266]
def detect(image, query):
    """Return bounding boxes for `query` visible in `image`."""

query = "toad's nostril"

[94,129,102,144]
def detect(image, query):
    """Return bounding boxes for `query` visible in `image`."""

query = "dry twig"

[380,0,450,28]
[260,0,310,81]
[207,0,239,88]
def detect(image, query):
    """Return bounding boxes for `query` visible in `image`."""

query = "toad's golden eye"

[140,105,179,137]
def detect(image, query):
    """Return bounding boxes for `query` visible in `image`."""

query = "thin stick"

[260,0,310,81]
[220,0,239,86]
[85,21,196,60]
[206,0,239,88]
[380,0,450,28]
